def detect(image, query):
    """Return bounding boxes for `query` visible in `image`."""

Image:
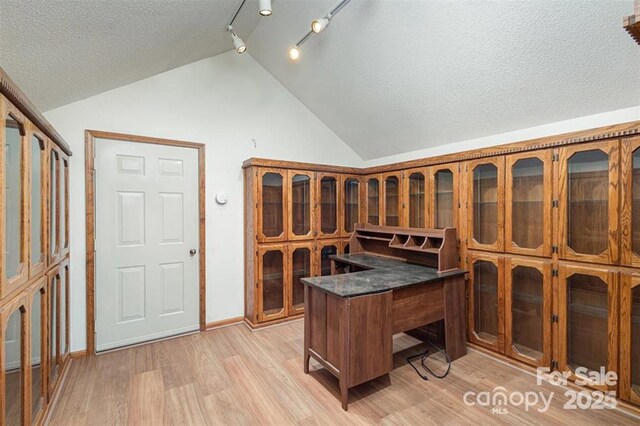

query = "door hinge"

[551,360,559,370]
[552,269,558,277]
[552,153,559,162]
[551,314,559,323]
[552,200,559,208]
[458,202,461,208]
[552,245,558,254]
[402,203,405,209]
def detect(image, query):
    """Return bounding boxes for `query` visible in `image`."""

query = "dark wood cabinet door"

[403,168,428,229]
[287,170,315,241]
[341,175,361,237]
[382,172,402,227]
[365,175,381,226]
[289,242,315,315]
[258,245,288,322]
[317,173,341,239]
[257,168,288,243]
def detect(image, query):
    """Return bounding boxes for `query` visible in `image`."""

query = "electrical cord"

[406,325,452,381]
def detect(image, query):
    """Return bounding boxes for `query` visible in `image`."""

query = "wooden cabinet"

[403,168,428,228]
[620,271,640,405]
[256,168,288,242]
[288,170,315,240]
[317,172,341,239]
[505,150,552,257]
[257,244,288,322]
[467,251,504,352]
[341,175,361,236]
[1,71,71,425]
[557,262,618,391]
[504,256,551,367]
[289,242,316,316]
[317,240,342,277]
[466,157,505,252]
[429,164,458,230]
[621,136,640,268]
[558,141,619,265]
[365,175,381,225]
[382,172,402,227]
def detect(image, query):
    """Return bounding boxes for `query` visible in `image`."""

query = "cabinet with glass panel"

[365,174,382,226]
[288,170,315,241]
[558,141,619,265]
[403,168,428,228]
[317,172,341,239]
[467,251,504,353]
[620,270,640,405]
[382,172,402,227]
[341,175,362,237]
[466,157,505,252]
[428,164,458,230]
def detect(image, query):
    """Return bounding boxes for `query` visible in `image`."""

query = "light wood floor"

[49,321,639,425]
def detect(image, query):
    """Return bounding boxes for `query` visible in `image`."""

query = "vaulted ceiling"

[1,0,639,160]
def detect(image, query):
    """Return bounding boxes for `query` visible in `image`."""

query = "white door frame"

[85,130,205,355]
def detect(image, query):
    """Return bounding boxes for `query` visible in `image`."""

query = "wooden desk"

[302,252,466,410]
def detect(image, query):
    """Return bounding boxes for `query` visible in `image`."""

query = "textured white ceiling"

[248,0,640,159]
[0,0,262,111]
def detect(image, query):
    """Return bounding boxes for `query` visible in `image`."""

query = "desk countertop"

[301,253,466,298]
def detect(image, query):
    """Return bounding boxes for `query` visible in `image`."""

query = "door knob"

[189,249,197,256]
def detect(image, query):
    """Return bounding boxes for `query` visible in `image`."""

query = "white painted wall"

[362,106,640,166]
[44,51,364,352]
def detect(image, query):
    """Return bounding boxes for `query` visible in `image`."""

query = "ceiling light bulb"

[312,17,330,33]
[230,32,246,53]
[259,0,272,16]
[289,47,300,61]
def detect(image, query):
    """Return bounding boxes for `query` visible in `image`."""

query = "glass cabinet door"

[622,136,640,268]
[318,242,339,276]
[3,109,28,293]
[559,141,619,264]
[49,149,59,263]
[468,252,504,353]
[621,273,640,405]
[60,157,69,255]
[289,243,314,315]
[317,173,339,238]
[383,173,401,226]
[430,166,457,229]
[404,169,426,228]
[48,271,59,398]
[505,151,551,257]
[342,176,360,236]
[31,285,45,422]
[467,157,504,252]
[30,134,46,277]
[288,171,314,240]
[258,245,287,321]
[505,257,551,367]
[366,177,380,225]
[258,169,287,242]
[558,264,617,391]
[4,308,24,426]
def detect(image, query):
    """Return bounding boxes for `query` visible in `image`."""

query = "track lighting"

[227,26,246,54]
[288,0,352,62]
[259,0,272,16]
[312,17,330,33]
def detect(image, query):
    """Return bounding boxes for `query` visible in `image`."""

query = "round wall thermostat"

[215,192,228,205]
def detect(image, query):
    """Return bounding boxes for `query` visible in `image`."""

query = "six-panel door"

[504,256,551,367]
[621,136,640,268]
[467,251,504,353]
[429,165,458,230]
[557,262,618,391]
[558,141,619,265]
[466,157,505,252]
[505,151,552,257]
[317,173,341,239]
[258,244,288,321]
[288,170,315,241]
[620,271,640,405]
[257,168,288,242]
[403,168,428,228]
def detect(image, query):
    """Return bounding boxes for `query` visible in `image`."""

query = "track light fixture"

[227,25,246,53]
[288,0,352,62]
[259,0,272,16]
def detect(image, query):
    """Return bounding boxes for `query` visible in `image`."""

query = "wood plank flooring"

[49,321,639,425]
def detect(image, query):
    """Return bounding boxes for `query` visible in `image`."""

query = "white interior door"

[95,138,199,351]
